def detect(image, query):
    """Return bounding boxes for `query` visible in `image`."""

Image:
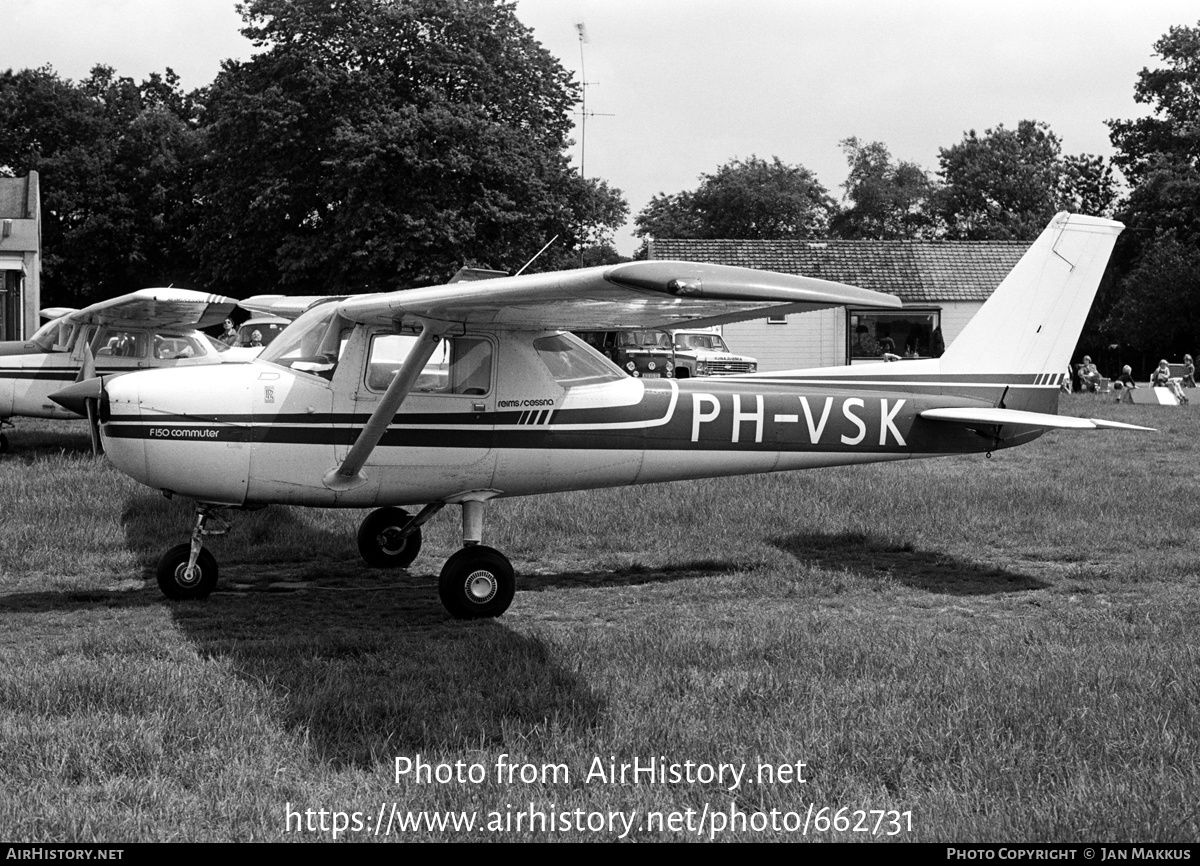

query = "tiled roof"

[649,238,1030,303]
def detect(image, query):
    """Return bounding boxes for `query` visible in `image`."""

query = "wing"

[66,288,238,331]
[333,261,901,330]
[239,295,349,320]
[921,407,1154,432]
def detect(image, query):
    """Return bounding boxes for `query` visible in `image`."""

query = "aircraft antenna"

[515,235,559,276]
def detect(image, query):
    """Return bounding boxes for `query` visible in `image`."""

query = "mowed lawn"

[0,393,1197,842]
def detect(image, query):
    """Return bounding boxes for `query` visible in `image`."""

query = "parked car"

[574,329,677,378]
[670,329,757,377]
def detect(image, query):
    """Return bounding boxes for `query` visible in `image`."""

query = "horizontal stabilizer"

[920,407,1154,432]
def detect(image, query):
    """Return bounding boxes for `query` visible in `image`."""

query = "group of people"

[218,318,263,348]
[1074,354,1194,403]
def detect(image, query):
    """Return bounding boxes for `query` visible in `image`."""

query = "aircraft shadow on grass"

[114,492,608,768]
[771,531,1049,596]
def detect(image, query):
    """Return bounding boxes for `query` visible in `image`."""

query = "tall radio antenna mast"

[575,22,589,178]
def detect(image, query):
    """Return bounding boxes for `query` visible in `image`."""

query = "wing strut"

[323,321,447,491]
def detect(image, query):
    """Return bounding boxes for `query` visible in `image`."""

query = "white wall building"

[648,237,1030,372]
[0,172,41,342]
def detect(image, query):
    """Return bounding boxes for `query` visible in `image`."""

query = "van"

[574,329,676,378]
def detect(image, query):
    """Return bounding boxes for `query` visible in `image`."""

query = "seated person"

[1113,365,1136,401]
[1150,359,1172,387]
[1151,359,1189,404]
[1077,355,1102,392]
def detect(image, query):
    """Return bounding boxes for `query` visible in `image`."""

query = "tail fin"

[938,213,1123,376]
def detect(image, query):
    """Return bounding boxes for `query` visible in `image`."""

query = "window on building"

[848,309,941,361]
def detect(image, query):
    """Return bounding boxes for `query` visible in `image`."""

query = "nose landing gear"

[156,504,228,600]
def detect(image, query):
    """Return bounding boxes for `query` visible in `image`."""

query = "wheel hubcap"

[174,563,202,588]
[464,570,498,604]
[377,527,405,555]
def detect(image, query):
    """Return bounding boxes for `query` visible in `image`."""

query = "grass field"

[1,394,1197,842]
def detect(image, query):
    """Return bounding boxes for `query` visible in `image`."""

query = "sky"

[6,0,1199,255]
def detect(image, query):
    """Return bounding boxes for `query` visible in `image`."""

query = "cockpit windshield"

[533,332,625,387]
[674,333,729,352]
[258,303,348,377]
[28,316,74,352]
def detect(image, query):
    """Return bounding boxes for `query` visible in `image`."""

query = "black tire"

[156,543,218,600]
[438,546,515,619]
[357,507,422,568]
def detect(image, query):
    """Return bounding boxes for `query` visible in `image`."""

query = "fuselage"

[97,323,1055,508]
[0,325,232,420]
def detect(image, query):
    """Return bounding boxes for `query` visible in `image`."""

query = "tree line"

[633,23,1200,366]
[0,2,1196,363]
[0,0,628,307]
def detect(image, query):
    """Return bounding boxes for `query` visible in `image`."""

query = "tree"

[936,121,1066,240]
[1108,22,1200,250]
[634,155,834,242]
[0,66,201,306]
[1102,234,1200,357]
[830,138,937,239]
[1085,22,1200,361]
[193,0,626,295]
[1108,23,1200,187]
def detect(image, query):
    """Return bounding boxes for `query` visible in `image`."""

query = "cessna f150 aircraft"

[0,288,239,453]
[53,213,1147,618]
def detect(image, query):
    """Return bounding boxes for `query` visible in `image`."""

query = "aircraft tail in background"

[937,212,1123,378]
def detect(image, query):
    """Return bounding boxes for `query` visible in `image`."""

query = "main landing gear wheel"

[438,545,515,619]
[156,542,219,600]
[357,507,422,568]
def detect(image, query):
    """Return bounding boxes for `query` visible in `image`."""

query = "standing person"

[1183,354,1196,388]
[219,318,238,346]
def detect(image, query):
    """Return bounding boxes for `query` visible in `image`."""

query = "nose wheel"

[155,505,227,600]
[156,543,219,600]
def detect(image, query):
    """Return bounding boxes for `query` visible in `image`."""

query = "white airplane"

[0,288,239,453]
[52,213,1148,618]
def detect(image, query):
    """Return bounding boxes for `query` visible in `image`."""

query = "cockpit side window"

[366,334,493,395]
[94,328,148,359]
